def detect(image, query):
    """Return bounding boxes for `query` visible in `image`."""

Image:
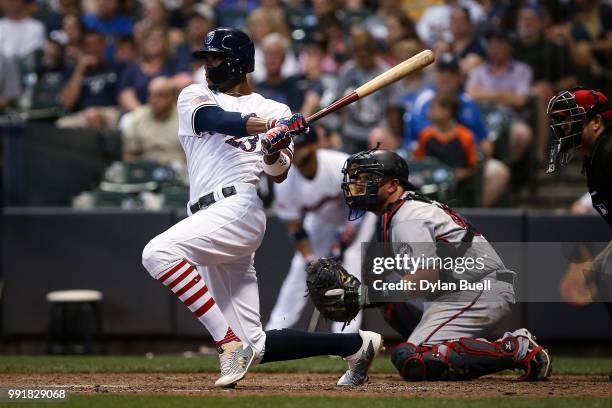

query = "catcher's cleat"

[515,329,552,381]
[337,330,384,386]
[214,341,255,388]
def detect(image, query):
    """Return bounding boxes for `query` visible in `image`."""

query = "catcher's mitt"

[306,257,362,323]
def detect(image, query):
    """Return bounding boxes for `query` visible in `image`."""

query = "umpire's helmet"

[546,87,611,173]
[341,148,414,220]
[193,27,255,91]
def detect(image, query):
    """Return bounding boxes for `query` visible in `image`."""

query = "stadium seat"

[406,157,456,202]
[46,289,106,355]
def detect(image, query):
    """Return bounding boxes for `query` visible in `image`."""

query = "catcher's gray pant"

[407,280,515,346]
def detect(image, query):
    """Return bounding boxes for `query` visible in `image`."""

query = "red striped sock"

[216,328,240,347]
[158,259,231,342]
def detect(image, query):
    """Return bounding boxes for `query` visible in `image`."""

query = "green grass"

[0,355,610,375]
[10,396,612,408]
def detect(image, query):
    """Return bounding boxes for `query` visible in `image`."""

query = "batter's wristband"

[262,150,290,176]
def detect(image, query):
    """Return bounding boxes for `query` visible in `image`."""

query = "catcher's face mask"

[546,90,587,173]
[341,157,386,221]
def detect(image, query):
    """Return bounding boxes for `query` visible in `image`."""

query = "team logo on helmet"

[205,31,214,45]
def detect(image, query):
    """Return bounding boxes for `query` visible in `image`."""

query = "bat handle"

[306,92,360,124]
[261,138,271,151]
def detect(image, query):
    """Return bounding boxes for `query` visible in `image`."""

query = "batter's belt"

[189,185,237,214]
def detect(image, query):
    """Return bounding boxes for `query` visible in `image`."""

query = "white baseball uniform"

[142,82,291,355]
[385,194,516,346]
[267,148,363,333]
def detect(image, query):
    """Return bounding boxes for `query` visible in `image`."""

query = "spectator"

[255,33,322,116]
[134,0,170,42]
[122,76,183,165]
[407,54,487,148]
[57,31,121,129]
[334,28,403,153]
[514,4,575,97]
[466,29,533,167]
[410,54,510,206]
[83,0,133,36]
[31,0,68,34]
[248,7,297,83]
[568,0,612,71]
[177,3,216,79]
[0,0,45,59]
[416,0,486,47]
[341,0,373,30]
[382,12,418,66]
[362,0,405,43]
[514,3,576,161]
[393,37,431,141]
[0,54,21,112]
[118,25,191,113]
[547,0,610,93]
[318,14,350,71]
[441,6,486,75]
[168,0,198,29]
[37,39,65,77]
[414,94,478,203]
[114,35,138,67]
[53,12,85,66]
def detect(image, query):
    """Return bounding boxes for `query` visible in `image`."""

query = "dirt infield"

[1,372,610,398]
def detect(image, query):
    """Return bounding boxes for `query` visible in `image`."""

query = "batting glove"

[261,125,291,155]
[267,113,309,134]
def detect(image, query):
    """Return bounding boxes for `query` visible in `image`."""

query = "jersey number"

[224,135,259,152]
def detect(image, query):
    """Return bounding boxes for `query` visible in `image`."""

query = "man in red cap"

[547,88,612,363]
[547,87,612,224]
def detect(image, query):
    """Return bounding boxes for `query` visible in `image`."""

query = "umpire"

[546,87,612,223]
[546,87,612,336]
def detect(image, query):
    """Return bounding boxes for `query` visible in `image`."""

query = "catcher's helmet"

[341,148,414,220]
[546,87,611,173]
[193,27,255,91]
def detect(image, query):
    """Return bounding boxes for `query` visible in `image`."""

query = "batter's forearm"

[246,116,269,135]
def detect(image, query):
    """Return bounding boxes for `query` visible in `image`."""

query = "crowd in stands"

[0,0,610,208]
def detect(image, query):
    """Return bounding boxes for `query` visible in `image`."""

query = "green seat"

[89,190,142,209]
[160,185,190,209]
[100,161,181,193]
[406,157,456,203]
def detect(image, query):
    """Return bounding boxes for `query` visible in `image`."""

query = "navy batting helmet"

[193,27,255,91]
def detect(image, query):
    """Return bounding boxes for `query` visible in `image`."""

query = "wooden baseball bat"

[306,49,435,123]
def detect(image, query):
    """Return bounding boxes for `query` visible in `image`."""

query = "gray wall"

[2,208,611,341]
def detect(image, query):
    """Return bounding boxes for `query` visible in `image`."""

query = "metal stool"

[46,290,105,354]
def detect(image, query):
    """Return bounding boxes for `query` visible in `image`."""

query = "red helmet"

[546,88,611,173]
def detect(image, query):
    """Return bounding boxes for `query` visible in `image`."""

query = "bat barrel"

[305,49,434,124]
[354,49,434,99]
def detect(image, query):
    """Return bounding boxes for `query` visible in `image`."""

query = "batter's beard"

[206,71,244,93]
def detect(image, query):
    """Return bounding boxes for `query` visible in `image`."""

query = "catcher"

[307,148,552,381]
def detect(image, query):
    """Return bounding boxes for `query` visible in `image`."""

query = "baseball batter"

[308,148,552,381]
[141,28,383,388]
[267,128,363,333]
